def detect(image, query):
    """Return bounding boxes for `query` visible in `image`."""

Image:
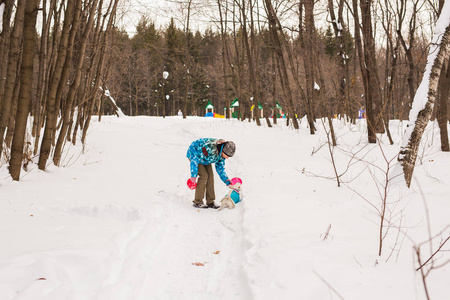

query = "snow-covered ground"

[0,116,449,299]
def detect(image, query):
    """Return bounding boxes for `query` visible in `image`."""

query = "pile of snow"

[0,116,448,299]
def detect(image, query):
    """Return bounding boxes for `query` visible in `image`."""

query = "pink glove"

[187,177,197,190]
[225,179,234,189]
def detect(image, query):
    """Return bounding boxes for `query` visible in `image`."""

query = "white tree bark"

[398,5,450,187]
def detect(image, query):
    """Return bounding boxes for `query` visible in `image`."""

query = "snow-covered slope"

[0,116,448,299]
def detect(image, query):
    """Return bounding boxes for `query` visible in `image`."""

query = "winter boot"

[207,202,220,209]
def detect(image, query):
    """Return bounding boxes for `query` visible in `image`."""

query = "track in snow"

[94,192,253,300]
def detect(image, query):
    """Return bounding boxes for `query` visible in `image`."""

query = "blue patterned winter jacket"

[187,138,230,184]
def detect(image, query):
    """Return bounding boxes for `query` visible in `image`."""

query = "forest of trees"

[0,0,449,181]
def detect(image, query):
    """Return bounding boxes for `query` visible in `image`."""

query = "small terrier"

[219,182,242,210]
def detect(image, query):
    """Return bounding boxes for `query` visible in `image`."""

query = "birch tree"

[398,3,450,188]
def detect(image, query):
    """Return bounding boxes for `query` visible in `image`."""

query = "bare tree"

[396,0,422,104]
[0,0,26,160]
[217,0,231,119]
[358,0,385,139]
[53,0,100,166]
[317,54,337,146]
[240,0,261,126]
[0,0,14,116]
[264,0,299,129]
[328,0,350,119]
[38,0,77,170]
[32,0,57,155]
[182,0,193,119]
[414,228,450,300]
[81,0,120,144]
[9,0,40,180]
[300,0,317,134]
[231,0,245,120]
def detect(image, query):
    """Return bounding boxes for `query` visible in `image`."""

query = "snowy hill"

[0,116,448,299]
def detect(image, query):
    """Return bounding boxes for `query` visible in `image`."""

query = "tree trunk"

[352,0,374,142]
[302,0,317,134]
[217,0,231,119]
[33,0,56,156]
[182,0,192,119]
[359,0,385,136]
[399,23,450,188]
[397,0,419,104]
[264,0,299,129]
[9,0,40,180]
[162,74,166,118]
[316,47,337,146]
[241,0,260,126]
[273,3,307,127]
[0,0,14,112]
[231,1,243,121]
[436,1,450,152]
[328,0,348,118]
[4,68,20,149]
[381,3,397,145]
[81,0,120,144]
[53,0,99,166]
[0,0,26,160]
[38,0,76,170]
[437,61,450,152]
[271,49,277,125]
[251,0,269,126]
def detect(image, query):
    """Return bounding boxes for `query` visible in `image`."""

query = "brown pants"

[194,164,215,205]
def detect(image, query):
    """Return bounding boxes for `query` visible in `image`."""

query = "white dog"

[219,183,241,210]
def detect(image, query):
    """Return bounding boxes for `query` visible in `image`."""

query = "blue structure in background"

[205,101,214,117]
[358,107,366,119]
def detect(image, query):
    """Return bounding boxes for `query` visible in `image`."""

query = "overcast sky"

[118,0,215,36]
[121,0,221,36]
[117,0,174,36]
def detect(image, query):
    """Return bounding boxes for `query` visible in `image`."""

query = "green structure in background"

[230,98,240,118]
[274,101,283,118]
[205,101,214,117]
[226,99,283,119]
